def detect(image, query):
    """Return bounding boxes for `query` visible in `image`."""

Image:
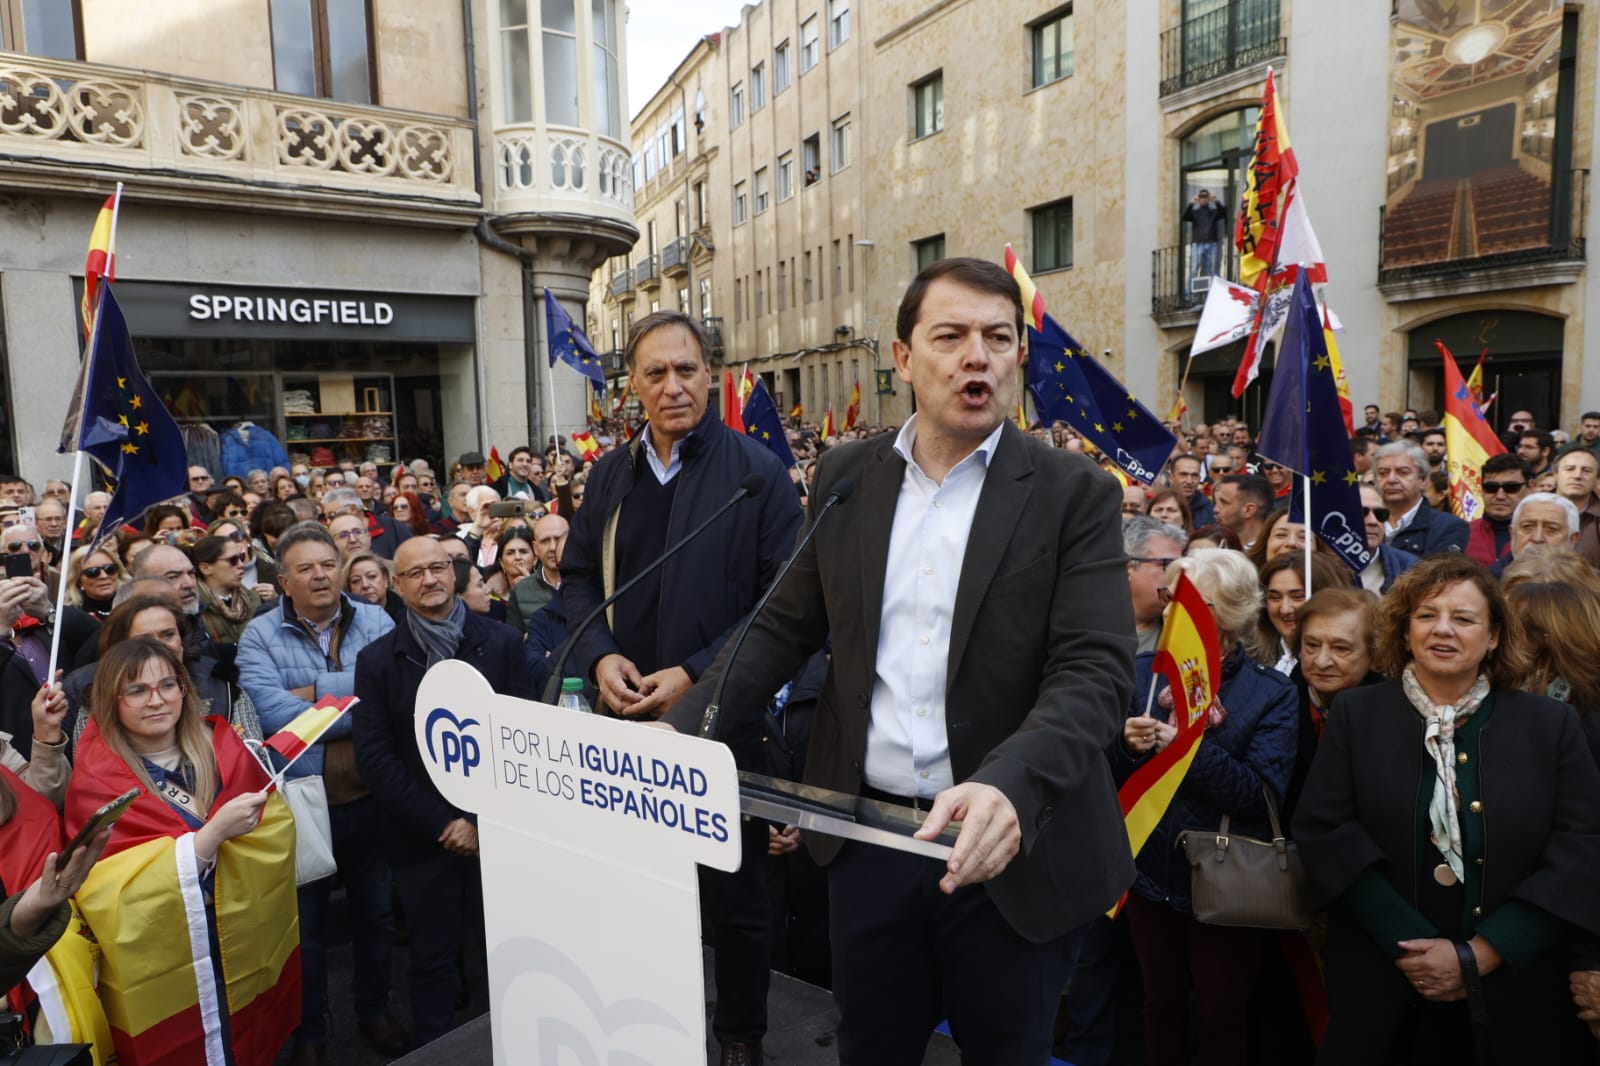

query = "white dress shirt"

[864,415,1004,799]
[1385,497,1423,542]
[642,425,687,485]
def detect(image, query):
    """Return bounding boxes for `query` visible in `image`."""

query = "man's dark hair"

[1364,404,1379,416]
[1520,430,1554,454]
[1350,436,1376,458]
[895,257,1023,344]
[1422,428,1446,443]
[1555,442,1600,467]
[623,309,713,371]
[1482,453,1530,479]
[1417,409,1439,425]
[1383,411,1404,428]
[1584,411,1600,422]
[509,445,533,463]
[1221,474,1273,514]
[274,521,338,569]
[1170,454,1202,472]
[250,500,297,543]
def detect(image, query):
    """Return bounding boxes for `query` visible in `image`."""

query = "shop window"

[914,234,945,271]
[271,0,376,105]
[1030,7,1074,89]
[0,0,82,59]
[1031,198,1073,272]
[912,73,944,139]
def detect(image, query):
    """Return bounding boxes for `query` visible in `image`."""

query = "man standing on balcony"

[1182,188,1229,281]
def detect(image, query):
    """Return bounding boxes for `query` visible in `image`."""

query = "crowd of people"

[1,257,1599,1066]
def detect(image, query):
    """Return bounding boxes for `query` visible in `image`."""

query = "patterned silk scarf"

[1400,663,1491,882]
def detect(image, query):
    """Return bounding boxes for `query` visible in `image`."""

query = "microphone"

[701,478,855,741]
[541,473,767,705]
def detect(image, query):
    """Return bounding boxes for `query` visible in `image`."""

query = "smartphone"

[487,501,527,518]
[3,553,32,580]
[15,507,33,524]
[62,787,140,858]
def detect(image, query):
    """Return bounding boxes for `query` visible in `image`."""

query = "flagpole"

[1302,473,1314,597]
[48,301,108,688]
[541,289,560,454]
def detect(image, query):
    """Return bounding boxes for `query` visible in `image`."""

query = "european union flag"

[740,378,796,468]
[544,288,606,393]
[1255,274,1373,573]
[58,287,187,542]
[1027,313,1177,486]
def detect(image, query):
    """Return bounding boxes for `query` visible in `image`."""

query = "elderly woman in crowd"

[344,550,403,625]
[1294,555,1600,1064]
[65,638,298,1065]
[64,543,126,621]
[1147,489,1192,534]
[272,474,299,502]
[1283,586,1382,821]
[1111,548,1299,1066]
[1256,552,1352,675]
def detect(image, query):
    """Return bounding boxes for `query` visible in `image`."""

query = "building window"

[646,219,657,255]
[1030,7,1075,89]
[803,251,814,303]
[777,153,795,201]
[734,278,744,322]
[778,261,789,311]
[0,0,82,58]
[678,286,690,312]
[539,0,579,125]
[830,115,851,172]
[271,0,375,104]
[694,181,707,228]
[832,239,843,297]
[730,82,745,129]
[733,181,748,225]
[800,15,819,72]
[828,0,849,49]
[751,62,766,112]
[754,168,769,214]
[1032,198,1074,272]
[674,198,686,236]
[755,271,765,317]
[912,73,944,139]
[802,134,821,184]
[774,40,792,93]
[592,0,623,137]
[700,277,713,317]
[914,234,946,271]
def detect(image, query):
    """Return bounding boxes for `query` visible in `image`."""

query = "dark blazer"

[352,609,534,865]
[1387,499,1469,557]
[666,422,1139,943]
[1294,682,1600,1064]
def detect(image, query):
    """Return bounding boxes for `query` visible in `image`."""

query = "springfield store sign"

[189,292,395,326]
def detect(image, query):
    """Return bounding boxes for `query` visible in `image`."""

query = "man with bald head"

[132,542,201,617]
[353,536,530,1049]
[506,513,568,632]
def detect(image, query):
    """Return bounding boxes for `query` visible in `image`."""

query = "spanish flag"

[1110,572,1221,916]
[738,364,756,405]
[1235,67,1297,290]
[721,370,745,433]
[571,429,601,461]
[81,187,121,339]
[789,401,803,420]
[1440,340,1506,522]
[820,408,835,438]
[1465,349,1487,407]
[486,447,504,484]
[66,719,300,1066]
[844,380,861,430]
[261,695,357,769]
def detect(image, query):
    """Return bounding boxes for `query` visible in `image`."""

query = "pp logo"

[425,707,482,777]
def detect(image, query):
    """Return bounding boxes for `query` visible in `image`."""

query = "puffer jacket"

[1108,648,1298,913]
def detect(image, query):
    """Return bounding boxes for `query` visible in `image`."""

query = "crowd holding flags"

[1440,341,1508,521]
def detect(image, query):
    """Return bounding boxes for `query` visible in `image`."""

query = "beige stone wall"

[81,0,275,87]
[374,0,469,117]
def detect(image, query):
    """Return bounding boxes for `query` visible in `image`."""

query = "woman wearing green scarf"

[194,534,262,646]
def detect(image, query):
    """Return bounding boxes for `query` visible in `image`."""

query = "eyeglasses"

[1259,462,1280,472]
[81,564,118,579]
[333,529,368,543]
[3,540,40,553]
[1128,556,1177,568]
[1483,480,1526,495]
[221,553,250,566]
[189,474,212,484]
[1363,506,1391,522]
[122,677,183,704]
[396,561,453,582]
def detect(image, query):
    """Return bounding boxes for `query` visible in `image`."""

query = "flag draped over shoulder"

[543,289,605,392]
[741,378,796,468]
[1254,275,1373,573]
[1440,341,1506,522]
[1111,572,1222,917]
[81,190,120,339]
[58,288,188,542]
[66,719,300,1066]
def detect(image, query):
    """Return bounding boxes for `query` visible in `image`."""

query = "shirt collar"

[891,414,1004,480]
[1388,496,1424,534]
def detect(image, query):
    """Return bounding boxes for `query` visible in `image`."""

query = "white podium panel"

[414,661,740,1065]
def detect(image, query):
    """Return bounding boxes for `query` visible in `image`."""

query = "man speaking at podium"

[667,258,1138,1065]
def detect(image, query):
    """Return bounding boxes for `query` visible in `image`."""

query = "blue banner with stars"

[740,378,796,468]
[1026,313,1176,486]
[544,288,606,393]
[1255,274,1373,573]
[58,286,188,542]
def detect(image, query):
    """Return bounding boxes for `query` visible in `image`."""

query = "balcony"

[599,348,625,375]
[635,253,660,288]
[493,121,634,235]
[662,236,691,275]
[702,316,725,359]
[1151,242,1243,325]
[1159,0,1284,100]
[0,51,478,225]
[608,268,634,299]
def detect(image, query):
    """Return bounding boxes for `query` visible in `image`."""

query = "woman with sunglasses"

[65,638,298,1065]
[389,491,432,537]
[64,545,126,622]
[192,535,261,646]
[208,516,277,601]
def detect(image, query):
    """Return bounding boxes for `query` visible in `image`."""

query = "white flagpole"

[542,289,561,454]
[1302,473,1314,597]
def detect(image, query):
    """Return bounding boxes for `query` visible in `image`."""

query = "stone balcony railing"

[0,51,479,224]
[493,121,633,231]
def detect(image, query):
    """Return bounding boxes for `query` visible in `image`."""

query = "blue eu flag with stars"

[1255,274,1373,573]
[1027,313,1176,486]
[741,378,796,468]
[58,287,188,542]
[544,288,606,392]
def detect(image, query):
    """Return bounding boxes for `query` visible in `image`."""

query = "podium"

[414,661,954,1065]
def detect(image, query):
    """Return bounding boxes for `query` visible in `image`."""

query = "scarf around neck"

[1400,663,1491,882]
[406,596,467,668]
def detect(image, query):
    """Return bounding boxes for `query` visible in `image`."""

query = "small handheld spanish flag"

[261,695,359,777]
[572,429,601,461]
[820,408,835,438]
[789,401,803,420]
[486,446,505,484]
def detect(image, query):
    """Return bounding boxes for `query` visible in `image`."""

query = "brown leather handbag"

[1178,785,1311,930]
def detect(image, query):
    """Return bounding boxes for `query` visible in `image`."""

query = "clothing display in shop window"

[282,389,316,415]
[220,422,289,477]
[181,422,221,480]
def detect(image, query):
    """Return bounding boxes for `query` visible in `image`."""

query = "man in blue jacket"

[1375,439,1468,557]
[237,522,403,1066]
[560,310,804,1066]
[352,536,533,1049]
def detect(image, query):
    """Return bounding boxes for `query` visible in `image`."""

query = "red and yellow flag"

[1110,572,1222,916]
[820,408,835,438]
[262,694,357,768]
[844,380,861,430]
[721,370,745,433]
[1235,68,1297,290]
[738,365,756,405]
[81,188,122,338]
[1165,394,1188,426]
[1322,305,1355,435]
[1465,350,1487,407]
[1004,244,1046,332]
[789,401,803,420]
[486,446,505,484]
[571,429,601,460]
[1440,340,1506,521]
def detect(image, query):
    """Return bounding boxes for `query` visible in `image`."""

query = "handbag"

[280,774,337,885]
[1178,784,1311,930]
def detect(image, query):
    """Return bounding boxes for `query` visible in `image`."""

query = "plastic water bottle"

[558,676,592,714]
